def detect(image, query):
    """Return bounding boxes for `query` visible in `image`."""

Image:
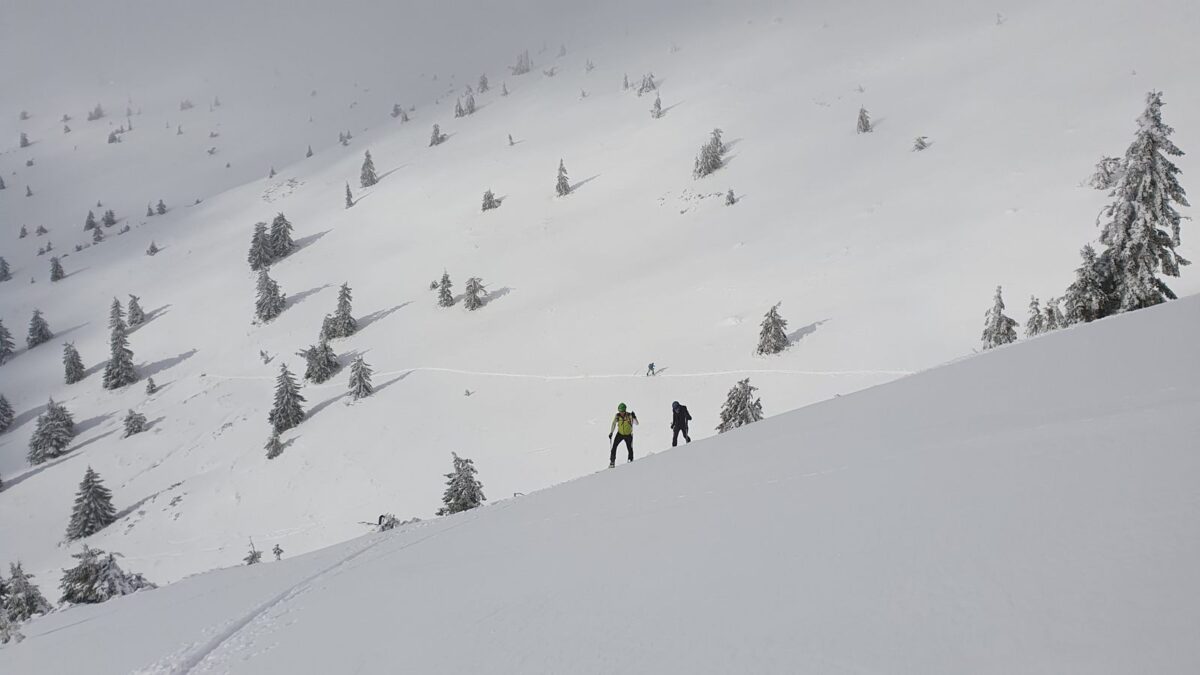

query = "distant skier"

[646,362,656,376]
[608,402,638,467]
[670,401,692,447]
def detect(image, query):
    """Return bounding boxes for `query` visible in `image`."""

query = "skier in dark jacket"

[670,401,692,446]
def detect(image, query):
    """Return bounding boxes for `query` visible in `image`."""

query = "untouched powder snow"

[2,293,1198,674]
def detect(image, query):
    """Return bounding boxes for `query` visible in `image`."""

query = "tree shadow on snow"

[308,390,351,419]
[788,319,829,345]
[569,174,600,192]
[376,165,407,182]
[374,371,412,394]
[83,360,106,379]
[660,101,685,117]
[140,304,172,326]
[62,267,91,280]
[145,416,166,432]
[9,402,50,432]
[75,412,115,436]
[293,230,331,253]
[287,284,333,308]
[0,451,81,492]
[359,302,412,331]
[140,348,198,378]
[724,137,744,151]
[484,286,514,307]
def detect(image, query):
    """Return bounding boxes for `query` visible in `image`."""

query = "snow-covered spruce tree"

[102,210,116,227]
[27,399,76,464]
[49,256,65,282]
[913,136,930,151]
[146,204,154,217]
[0,395,13,433]
[510,50,532,76]
[429,124,445,147]
[268,363,306,433]
[1097,91,1190,311]
[0,177,5,190]
[66,467,117,540]
[651,93,662,119]
[1049,297,1066,329]
[464,94,476,115]
[481,189,499,211]
[715,378,764,433]
[693,128,726,179]
[0,320,13,364]
[306,145,314,158]
[344,182,354,209]
[856,107,872,133]
[146,241,159,256]
[127,295,145,326]
[102,316,137,390]
[1089,155,1124,190]
[348,355,373,400]
[0,257,10,282]
[391,103,403,118]
[360,150,379,187]
[27,309,53,348]
[25,186,32,197]
[1025,297,1045,338]
[454,100,465,118]
[269,213,295,259]
[255,268,286,323]
[501,82,509,96]
[324,282,356,338]
[725,189,737,206]
[145,377,158,395]
[436,452,486,515]
[756,303,790,355]
[556,159,571,196]
[437,270,455,307]
[247,222,272,271]
[243,541,262,566]
[4,563,51,622]
[19,132,30,148]
[1062,245,1113,325]
[463,277,486,310]
[265,429,284,459]
[108,296,125,331]
[269,166,277,179]
[63,343,85,384]
[18,225,27,238]
[156,200,167,215]
[478,73,489,92]
[301,338,339,384]
[122,410,146,437]
[92,225,104,244]
[84,210,98,230]
[981,286,1018,349]
[59,545,155,605]
[36,226,49,236]
[0,612,23,645]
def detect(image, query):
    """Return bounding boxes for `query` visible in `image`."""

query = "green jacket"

[610,411,638,436]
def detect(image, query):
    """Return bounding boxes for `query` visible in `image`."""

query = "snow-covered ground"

[3,291,1198,674]
[1,0,1198,637]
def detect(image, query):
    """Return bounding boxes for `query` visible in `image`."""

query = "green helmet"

[617,402,627,412]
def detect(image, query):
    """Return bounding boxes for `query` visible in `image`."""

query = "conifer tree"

[0,320,13,364]
[481,189,499,211]
[348,355,373,400]
[328,283,357,338]
[145,377,157,395]
[84,210,98,231]
[1062,245,1113,325]
[18,225,27,238]
[913,136,930,151]
[243,541,262,565]
[651,93,662,119]
[265,429,284,459]
[360,150,379,187]
[725,189,737,206]
[454,100,465,118]
[4,563,51,622]
[1097,91,1190,311]
[27,309,53,348]
[49,256,65,282]
[0,395,13,433]
[66,467,117,540]
[0,176,5,190]
[0,612,22,645]
[501,82,509,96]
[429,124,445,146]
[63,343,85,384]
[436,452,486,515]
[306,145,314,158]
[463,277,486,310]
[146,241,160,256]
[437,270,455,307]
[25,185,32,197]
[1043,297,1065,330]
[27,399,76,464]
[1025,297,1045,338]
[102,210,116,227]
[59,545,154,604]
[716,378,764,433]
[478,73,489,92]
[92,225,104,244]
[268,363,306,433]
[247,222,272,271]
[19,132,30,148]
[122,410,147,437]
[556,159,571,196]
[693,128,726,178]
[981,285,1018,349]
[156,200,167,215]
[269,166,277,178]
[301,338,339,384]
[35,226,47,236]
[0,257,10,282]
[146,204,154,217]
[464,93,476,115]
[269,213,295,259]
[108,297,125,331]
[756,303,790,355]
[857,107,872,133]
[510,50,532,76]
[102,310,137,390]
[127,295,145,326]
[344,182,354,209]
[1089,156,1124,190]
[255,268,286,323]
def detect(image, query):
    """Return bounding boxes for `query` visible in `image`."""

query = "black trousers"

[610,434,633,463]
[672,428,691,446]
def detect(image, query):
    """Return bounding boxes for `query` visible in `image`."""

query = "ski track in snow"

[208,365,916,388]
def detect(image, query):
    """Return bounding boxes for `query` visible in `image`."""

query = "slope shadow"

[8,401,49,432]
[293,230,331,253]
[788,319,829,345]
[83,360,106,378]
[287,284,333,308]
[76,412,115,436]
[140,348,198,378]
[569,175,600,192]
[115,491,160,522]
[359,302,412,331]
[0,451,80,492]
[66,429,118,455]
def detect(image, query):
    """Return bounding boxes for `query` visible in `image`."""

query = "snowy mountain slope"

[3,292,1198,674]
[2,0,1199,590]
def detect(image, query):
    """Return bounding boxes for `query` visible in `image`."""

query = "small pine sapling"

[348,355,374,400]
[556,159,571,196]
[122,410,147,437]
[463,277,487,310]
[981,286,1019,349]
[756,303,790,355]
[63,343,85,384]
[481,189,500,211]
[715,378,764,433]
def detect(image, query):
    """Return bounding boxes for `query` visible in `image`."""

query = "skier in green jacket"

[608,402,638,467]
